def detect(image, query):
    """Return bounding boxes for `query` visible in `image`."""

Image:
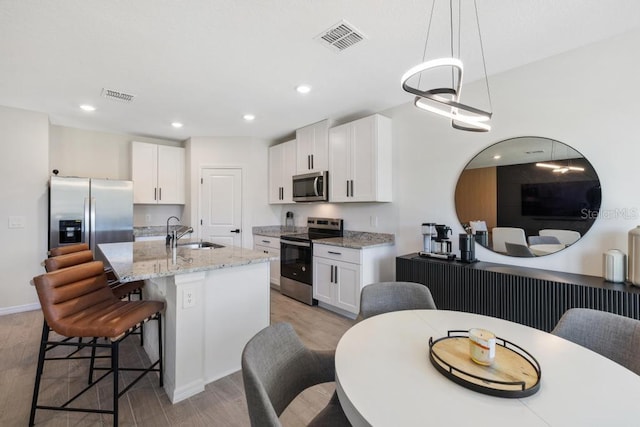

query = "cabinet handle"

[350,180,354,197]
[330,265,334,283]
[346,180,349,197]
[262,240,270,244]
[159,187,162,200]
[334,265,338,283]
[281,187,283,200]
[308,155,311,170]
[311,154,314,170]
[264,250,268,254]
[328,251,342,255]
[154,188,157,201]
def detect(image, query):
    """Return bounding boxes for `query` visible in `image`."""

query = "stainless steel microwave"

[292,171,328,202]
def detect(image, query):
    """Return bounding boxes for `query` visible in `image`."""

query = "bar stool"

[44,249,147,345]
[47,244,145,301]
[30,261,164,426]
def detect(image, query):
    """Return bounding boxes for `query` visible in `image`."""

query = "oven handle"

[281,240,311,248]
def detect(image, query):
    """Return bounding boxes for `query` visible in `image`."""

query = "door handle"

[230,229,241,233]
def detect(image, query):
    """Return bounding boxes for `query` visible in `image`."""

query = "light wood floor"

[0,290,355,426]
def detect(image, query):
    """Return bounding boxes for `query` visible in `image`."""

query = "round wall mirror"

[455,137,601,257]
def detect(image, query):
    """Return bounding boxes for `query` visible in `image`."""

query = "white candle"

[469,328,496,366]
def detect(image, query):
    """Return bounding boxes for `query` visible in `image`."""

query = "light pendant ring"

[402,58,492,131]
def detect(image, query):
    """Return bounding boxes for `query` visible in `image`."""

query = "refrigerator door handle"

[90,197,96,253]
[83,197,91,246]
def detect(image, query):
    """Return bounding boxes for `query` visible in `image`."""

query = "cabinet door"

[255,243,281,286]
[281,139,296,203]
[328,124,351,203]
[131,141,158,204]
[334,260,361,314]
[350,116,376,202]
[296,121,328,173]
[310,121,329,172]
[157,145,185,204]
[296,125,314,173]
[313,257,334,304]
[269,144,284,204]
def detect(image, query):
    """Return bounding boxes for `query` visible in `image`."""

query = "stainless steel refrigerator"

[48,176,134,253]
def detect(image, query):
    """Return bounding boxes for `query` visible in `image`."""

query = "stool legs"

[29,322,49,426]
[112,340,120,427]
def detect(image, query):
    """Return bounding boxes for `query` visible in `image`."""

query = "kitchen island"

[98,240,275,403]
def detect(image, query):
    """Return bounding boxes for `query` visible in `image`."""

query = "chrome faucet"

[166,216,180,246]
[172,226,194,248]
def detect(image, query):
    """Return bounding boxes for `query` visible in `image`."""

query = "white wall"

[287,28,640,277]
[50,125,185,226]
[186,137,280,249]
[0,106,49,312]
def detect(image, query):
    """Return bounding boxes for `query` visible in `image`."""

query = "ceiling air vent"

[101,88,136,103]
[315,20,366,53]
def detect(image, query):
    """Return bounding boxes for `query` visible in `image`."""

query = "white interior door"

[200,168,242,247]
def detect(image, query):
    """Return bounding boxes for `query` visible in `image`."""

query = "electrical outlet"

[8,216,26,229]
[145,214,152,223]
[183,287,196,309]
[370,216,378,228]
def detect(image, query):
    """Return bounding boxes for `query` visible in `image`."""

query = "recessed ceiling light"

[493,155,501,160]
[243,114,255,121]
[171,122,183,128]
[80,104,96,112]
[296,85,312,94]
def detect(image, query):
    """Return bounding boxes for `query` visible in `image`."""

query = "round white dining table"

[335,310,640,427]
[529,243,566,256]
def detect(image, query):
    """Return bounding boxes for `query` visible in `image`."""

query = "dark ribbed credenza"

[396,253,640,332]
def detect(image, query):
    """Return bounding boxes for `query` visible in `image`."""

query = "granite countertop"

[252,226,395,249]
[252,225,307,238]
[314,231,395,249]
[98,239,275,282]
[134,225,189,238]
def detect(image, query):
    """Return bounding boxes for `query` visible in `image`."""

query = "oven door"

[280,240,312,285]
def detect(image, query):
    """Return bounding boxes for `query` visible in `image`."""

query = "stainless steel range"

[280,217,344,305]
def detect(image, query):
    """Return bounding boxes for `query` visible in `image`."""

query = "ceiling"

[1,0,640,142]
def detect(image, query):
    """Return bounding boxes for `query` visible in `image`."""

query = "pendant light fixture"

[535,141,585,173]
[401,0,493,132]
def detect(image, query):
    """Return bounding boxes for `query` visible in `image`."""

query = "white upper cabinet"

[131,141,185,204]
[329,114,392,203]
[269,139,296,204]
[296,120,329,173]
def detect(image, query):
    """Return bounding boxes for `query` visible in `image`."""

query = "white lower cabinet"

[313,243,394,317]
[253,235,280,288]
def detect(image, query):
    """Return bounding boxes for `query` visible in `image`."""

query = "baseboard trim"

[0,302,41,316]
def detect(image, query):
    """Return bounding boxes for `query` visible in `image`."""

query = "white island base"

[141,262,270,403]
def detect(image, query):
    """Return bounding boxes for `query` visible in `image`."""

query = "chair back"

[359,282,436,320]
[491,227,527,253]
[241,323,332,427]
[528,235,561,245]
[33,261,116,337]
[552,308,640,375]
[44,250,94,272]
[48,243,90,257]
[539,229,581,245]
[505,242,535,257]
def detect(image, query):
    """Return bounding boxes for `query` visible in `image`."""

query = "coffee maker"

[434,224,452,254]
[419,222,455,260]
[421,223,436,253]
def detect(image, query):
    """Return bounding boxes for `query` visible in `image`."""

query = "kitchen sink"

[177,241,225,249]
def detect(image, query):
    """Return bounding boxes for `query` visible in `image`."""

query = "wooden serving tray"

[429,331,541,398]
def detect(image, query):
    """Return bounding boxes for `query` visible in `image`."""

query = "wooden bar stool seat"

[30,261,164,426]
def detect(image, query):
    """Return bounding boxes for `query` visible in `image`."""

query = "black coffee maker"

[434,224,452,254]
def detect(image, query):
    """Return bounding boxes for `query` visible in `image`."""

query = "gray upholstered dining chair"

[505,242,536,257]
[358,281,436,320]
[241,322,351,427]
[528,235,561,245]
[552,308,640,375]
